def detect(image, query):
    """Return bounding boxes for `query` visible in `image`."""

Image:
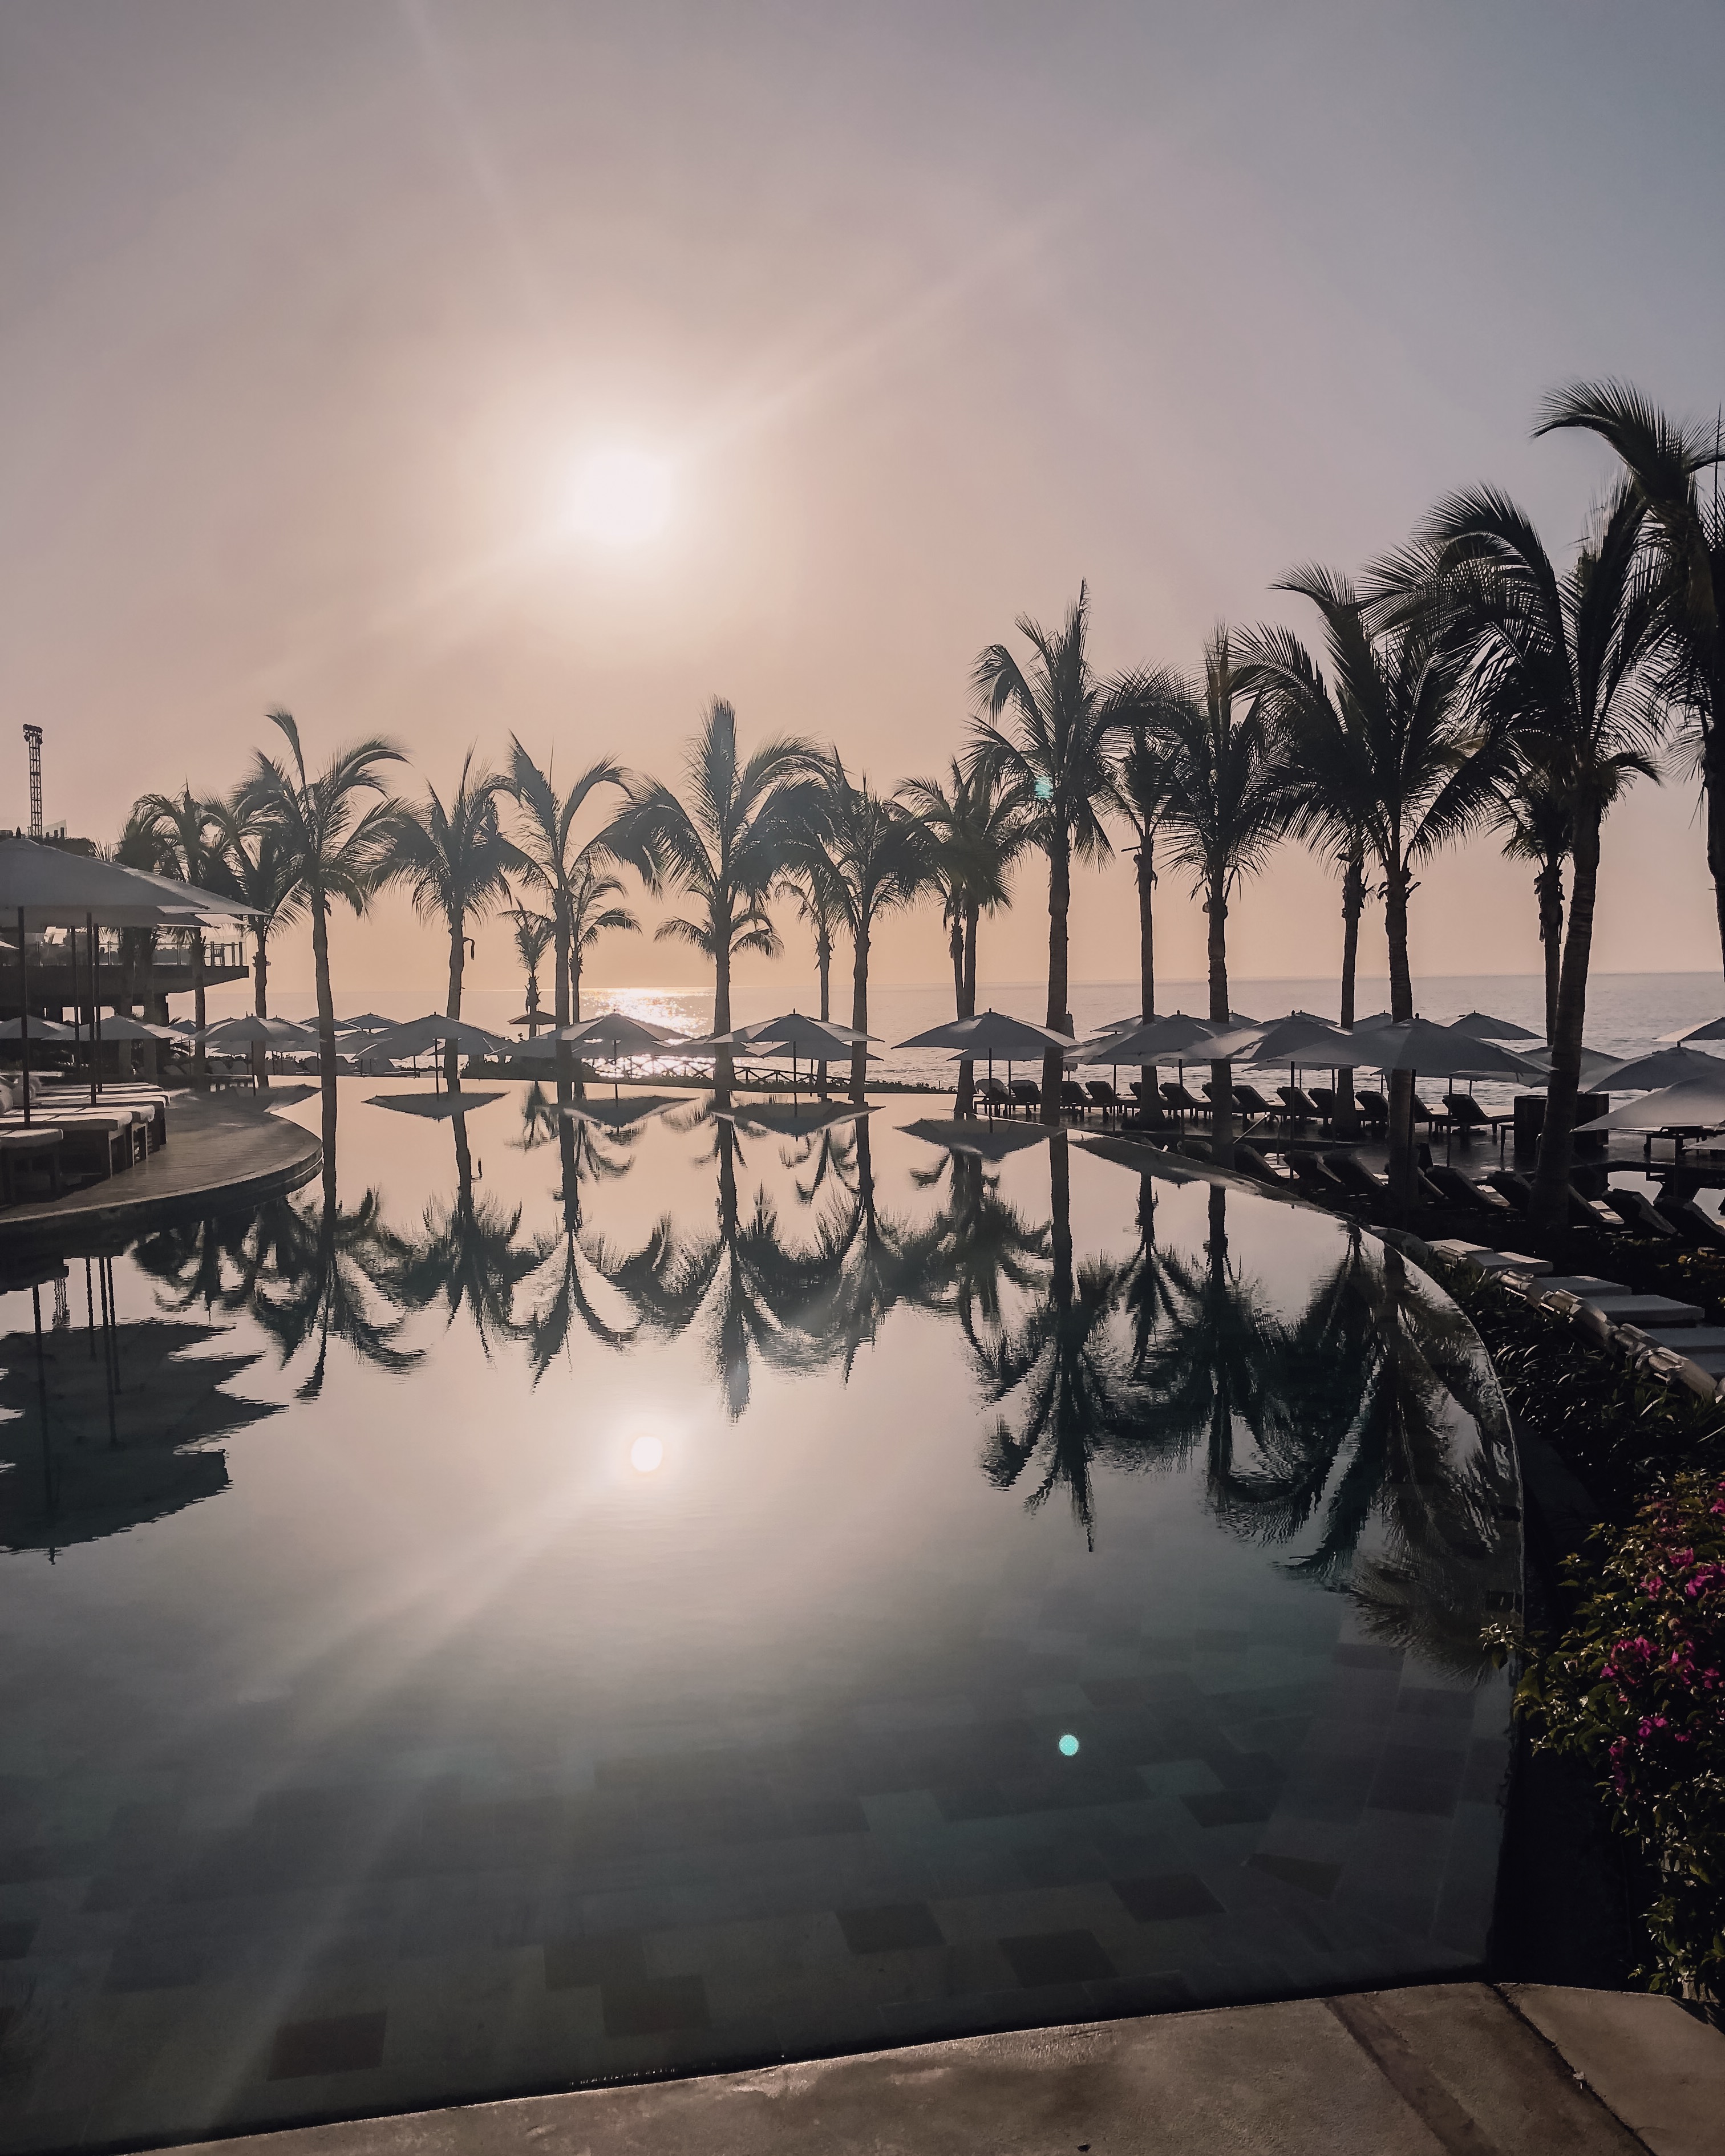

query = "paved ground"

[0,1093,319,1246]
[145,1982,1722,2156]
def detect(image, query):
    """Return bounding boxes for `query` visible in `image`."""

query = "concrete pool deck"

[0,1091,321,1249]
[150,1982,1723,2156]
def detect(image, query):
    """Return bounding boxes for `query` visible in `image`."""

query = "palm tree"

[772,862,845,1096]
[799,752,932,1102]
[605,699,820,1088]
[1491,756,1572,1045]
[970,587,1148,1120]
[113,809,167,1080]
[1534,383,1724,970]
[1151,631,1291,1165]
[509,906,554,1035]
[243,711,403,1161]
[135,787,226,1085]
[567,856,639,1024]
[206,792,306,1089]
[505,743,628,1085]
[900,760,1032,1113]
[1394,485,1666,1234]
[1244,580,1497,1208]
[383,753,526,1092]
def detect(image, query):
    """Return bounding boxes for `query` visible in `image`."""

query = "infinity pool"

[0,1083,1520,2149]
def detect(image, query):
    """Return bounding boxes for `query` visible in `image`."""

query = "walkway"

[0,1091,320,1247]
[150,1982,1721,2156]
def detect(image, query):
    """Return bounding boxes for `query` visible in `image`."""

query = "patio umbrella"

[1351,1011,1398,1032]
[902,1116,1052,1162]
[1576,1077,1725,1133]
[1071,1012,1219,1063]
[1659,1015,1725,1045]
[562,1094,681,1130]
[1517,1041,1647,1090]
[1362,1019,1542,1079]
[716,1099,871,1138]
[558,1010,686,1096]
[87,1014,159,1042]
[1449,1010,1541,1041]
[338,1013,397,1034]
[1592,1043,1725,1091]
[898,1008,1076,1116]
[0,1016,75,1040]
[358,1014,512,1078]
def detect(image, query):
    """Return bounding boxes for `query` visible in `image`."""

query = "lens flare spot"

[629,1433,665,1474]
[1058,1733,1080,1758]
[566,445,673,547]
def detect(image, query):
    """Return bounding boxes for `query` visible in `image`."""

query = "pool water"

[0,1083,1520,2150]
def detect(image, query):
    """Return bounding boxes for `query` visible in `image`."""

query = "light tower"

[22,725,43,841]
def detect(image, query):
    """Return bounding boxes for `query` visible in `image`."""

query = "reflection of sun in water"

[567,445,673,548]
[629,1433,665,1474]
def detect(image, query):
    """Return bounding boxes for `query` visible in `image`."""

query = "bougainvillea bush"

[1516,1470,1725,1996]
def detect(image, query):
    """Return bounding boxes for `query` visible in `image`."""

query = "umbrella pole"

[89,911,100,1106]
[19,906,30,1127]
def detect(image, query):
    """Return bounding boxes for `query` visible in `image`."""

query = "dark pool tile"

[784,1797,869,1837]
[1394,1687,1476,1725]
[1192,1630,1249,1654]
[0,1845,93,1886]
[1085,1971,1195,2015]
[836,1903,944,1954]
[1111,1872,1223,1922]
[1181,1790,1273,1829]
[104,1934,209,1993]
[267,2009,387,2080]
[1246,1853,1341,1899]
[998,1928,1116,1987]
[1367,1745,1465,1818]
[543,1932,647,1989]
[1334,1643,1403,1670]
[1081,1677,1149,1711]
[1201,1748,1285,1793]
[601,1974,710,2037]
[0,1921,34,1960]
[1460,1739,1512,1803]
[1016,1842,1111,1887]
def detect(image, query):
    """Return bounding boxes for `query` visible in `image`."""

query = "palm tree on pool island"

[505,743,629,1087]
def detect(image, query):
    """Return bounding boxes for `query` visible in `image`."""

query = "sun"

[566,444,673,548]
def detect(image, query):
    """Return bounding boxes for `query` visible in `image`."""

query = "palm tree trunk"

[1042,830,1071,1124]
[191,931,208,1088]
[252,926,269,1093]
[849,910,870,1105]
[817,931,832,1099]
[1206,861,1233,1167]
[1536,856,1565,1044]
[1136,832,1157,1119]
[1707,745,1725,980]
[713,916,734,1096]
[957,901,978,1119]
[444,918,464,1096]
[1530,811,1600,1238]
[1334,844,1363,1138]
[310,889,338,1174]
[553,899,572,1102]
[139,931,157,1083]
[1384,859,1416,1215]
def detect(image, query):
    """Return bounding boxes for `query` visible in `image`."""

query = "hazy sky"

[3,1,1723,1008]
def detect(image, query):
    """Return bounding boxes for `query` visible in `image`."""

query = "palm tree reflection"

[388,1113,546,1356]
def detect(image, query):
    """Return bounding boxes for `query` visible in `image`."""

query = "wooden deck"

[0,1092,321,1249]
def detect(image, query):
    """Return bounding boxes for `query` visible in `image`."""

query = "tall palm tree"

[567,856,639,1023]
[207,792,306,1090]
[136,787,228,1087]
[800,752,932,1102]
[1244,579,1497,1208]
[772,861,845,1097]
[243,711,404,1162]
[970,586,1148,1120]
[383,753,526,1092]
[1152,631,1291,1165]
[509,906,554,1035]
[900,760,1032,1114]
[606,699,820,1088]
[1534,383,1724,970]
[505,743,628,1086]
[1110,728,1178,1112]
[1394,485,1666,1234]
[1490,757,1572,1045]
[113,809,167,1080]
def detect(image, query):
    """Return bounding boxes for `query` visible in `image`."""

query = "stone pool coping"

[143,1982,1722,2156]
[0,1093,320,1252]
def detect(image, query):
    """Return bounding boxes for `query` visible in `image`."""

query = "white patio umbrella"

[1449,1010,1541,1041]
[898,1009,1075,1115]
[1576,1077,1725,1133]
[691,1012,870,1105]
[1659,1015,1725,1045]
[1592,1043,1725,1091]
[0,1015,75,1040]
[358,1014,512,1083]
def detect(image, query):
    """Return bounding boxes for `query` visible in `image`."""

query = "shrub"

[1516,1469,1725,1997]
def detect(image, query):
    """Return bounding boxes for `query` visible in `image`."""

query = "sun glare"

[566,444,673,548]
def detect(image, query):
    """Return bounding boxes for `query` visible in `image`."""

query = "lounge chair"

[1085,1080,1125,1116]
[0,1128,64,1205]
[1177,1136,1213,1161]
[1307,1086,1340,1126]
[1059,1081,1091,1117]
[1278,1084,1324,1121]
[1232,1142,1289,1188]
[1009,1079,1042,1112]
[1485,1168,1534,1214]
[977,1075,1013,1111]
[1411,1095,1448,1131]
[1161,1081,1207,1118]
[1426,1162,1516,1217]
[1654,1193,1725,1252]
[1354,1089,1390,1129]
[1230,1081,1279,1120]
[1286,1149,1350,1201]
[1487,1165,1613,1230]
[1443,1093,1514,1138]
[1602,1187,1677,1238]
[1326,1153,1388,1203]
[1123,1097,1177,1137]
